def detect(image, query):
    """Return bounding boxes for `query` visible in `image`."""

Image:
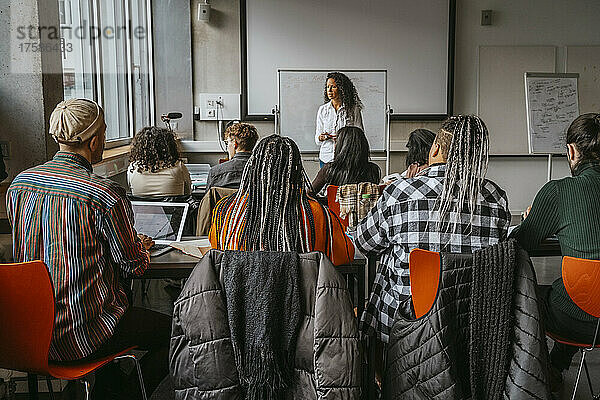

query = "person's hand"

[522,206,532,220]
[137,234,155,251]
[404,163,420,178]
[318,133,330,142]
[403,163,428,178]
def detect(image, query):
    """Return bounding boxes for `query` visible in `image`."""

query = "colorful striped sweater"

[7,151,149,361]
[209,193,355,266]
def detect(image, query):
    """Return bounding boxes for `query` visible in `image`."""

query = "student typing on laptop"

[131,201,189,257]
[7,99,170,399]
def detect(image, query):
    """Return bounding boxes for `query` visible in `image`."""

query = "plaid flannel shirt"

[355,164,510,342]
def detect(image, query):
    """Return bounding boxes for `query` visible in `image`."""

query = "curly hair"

[224,122,259,151]
[129,126,181,172]
[323,72,363,111]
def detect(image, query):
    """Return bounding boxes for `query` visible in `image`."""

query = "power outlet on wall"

[198,93,241,121]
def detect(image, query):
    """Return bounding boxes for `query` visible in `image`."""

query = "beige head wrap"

[49,99,105,144]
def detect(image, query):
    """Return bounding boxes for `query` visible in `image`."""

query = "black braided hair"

[236,134,315,252]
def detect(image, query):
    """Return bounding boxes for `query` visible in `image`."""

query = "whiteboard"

[566,46,600,114]
[244,0,452,117]
[278,70,387,152]
[525,73,579,154]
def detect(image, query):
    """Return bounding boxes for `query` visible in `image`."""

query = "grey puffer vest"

[384,247,550,400]
[169,250,361,400]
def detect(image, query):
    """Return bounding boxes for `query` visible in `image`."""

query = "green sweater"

[510,161,600,322]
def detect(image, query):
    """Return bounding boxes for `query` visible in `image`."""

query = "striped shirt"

[7,151,149,361]
[209,193,355,266]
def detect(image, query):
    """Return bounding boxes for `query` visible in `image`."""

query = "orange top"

[209,194,355,266]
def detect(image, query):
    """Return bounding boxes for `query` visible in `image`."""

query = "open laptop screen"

[130,202,189,244]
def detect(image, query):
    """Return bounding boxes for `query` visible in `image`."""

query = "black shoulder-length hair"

[406,128,436,167]
[327,126,378,186]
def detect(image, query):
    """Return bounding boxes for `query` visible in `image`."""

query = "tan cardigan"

[127,160,192,197]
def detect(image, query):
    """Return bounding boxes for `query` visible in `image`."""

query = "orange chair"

[545,256,600,400]
[326,185,349,228]
[408,249,441,318]
[0,261,147,400]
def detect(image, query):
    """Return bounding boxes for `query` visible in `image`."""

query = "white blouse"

[127,160,192,197]
[315,101,364,163]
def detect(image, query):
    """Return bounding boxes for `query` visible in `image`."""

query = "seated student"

[402,128,436,178]
[311,126,381,194]
[206,122,259,191]
[510,113,600,387]
[127,126,191,197]
[6,99,170,399]
[355,115,510,343]
[210,134,354,266]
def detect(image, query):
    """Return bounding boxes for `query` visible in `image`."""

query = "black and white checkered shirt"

[355,164,510,342]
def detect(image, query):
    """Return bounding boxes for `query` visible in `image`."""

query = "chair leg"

[27,374,38,400]
[115,354,147,400]
[572,349,586,400]
[83,380,91,400]
[45,377,55,400]
[583,356,595,397]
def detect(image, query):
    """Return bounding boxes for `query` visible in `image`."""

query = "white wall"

[190,0,600,213]
[453,0,600,212]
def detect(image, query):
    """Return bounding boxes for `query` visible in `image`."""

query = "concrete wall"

[189,0,600,212]
[0,0,62,179]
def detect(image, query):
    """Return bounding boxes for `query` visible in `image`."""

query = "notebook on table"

[131,201,189,257]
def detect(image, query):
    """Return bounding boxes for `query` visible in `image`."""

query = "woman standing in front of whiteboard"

[315,72,364,167]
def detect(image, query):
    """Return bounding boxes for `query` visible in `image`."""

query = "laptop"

[185,163,211,193]
[131,201,189,257]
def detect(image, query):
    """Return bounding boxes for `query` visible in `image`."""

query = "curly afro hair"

[224,122,259,151]
[323,72,362,111]
[129,126,181,173]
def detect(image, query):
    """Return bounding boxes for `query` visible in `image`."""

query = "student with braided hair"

[356,115,510,343]
[209,134,354,266]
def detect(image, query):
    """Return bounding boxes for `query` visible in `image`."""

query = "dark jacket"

[206,152,251,191]
[170,250,361,400]
[384,245,550,400]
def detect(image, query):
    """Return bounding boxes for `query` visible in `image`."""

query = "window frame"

[60,0,155,148]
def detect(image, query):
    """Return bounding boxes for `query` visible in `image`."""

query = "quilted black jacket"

[384,246,551,399]
[169,250,361,399]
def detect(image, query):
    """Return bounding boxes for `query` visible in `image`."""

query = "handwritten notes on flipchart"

[525,74,579,154]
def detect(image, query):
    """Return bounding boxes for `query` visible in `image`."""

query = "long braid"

[226,135,314,252]
[437,115,490,232]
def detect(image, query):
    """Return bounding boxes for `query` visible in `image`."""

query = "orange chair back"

[409,249,441,318]
[326,185,349,228]
[562,256,600,318]
[0,261,54,375]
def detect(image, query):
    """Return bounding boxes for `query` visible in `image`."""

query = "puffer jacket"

[170,250,361,399]
[384,246,550,400]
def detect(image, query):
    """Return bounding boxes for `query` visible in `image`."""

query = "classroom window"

[59,0,154,145]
